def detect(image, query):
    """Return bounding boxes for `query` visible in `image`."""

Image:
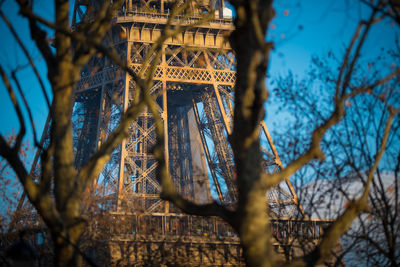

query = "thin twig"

[11,69,40,147]
[0,65,26,151]
[0,10,51,110]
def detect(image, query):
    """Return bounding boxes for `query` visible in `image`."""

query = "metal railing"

[117,9,233,26]
[94,212,332,242]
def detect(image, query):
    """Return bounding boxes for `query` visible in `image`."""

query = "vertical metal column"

[117,41,131,211]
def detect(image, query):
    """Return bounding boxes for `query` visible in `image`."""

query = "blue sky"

[0,0,398,157]
[266,0,399,128]
[0,0,52,146]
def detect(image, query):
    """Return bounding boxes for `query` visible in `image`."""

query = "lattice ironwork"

[71,0,304,228]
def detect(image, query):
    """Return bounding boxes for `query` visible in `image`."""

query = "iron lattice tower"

[19,0,331,265]
[72,0,301,218]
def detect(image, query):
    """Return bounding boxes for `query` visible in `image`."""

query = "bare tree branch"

[287,107,396,267]
[260,16,400,192]
[16,0,55,67]
[11,69,40,146]
[0,9,51,110]
[0,65,25,150]
[339,9,378,97]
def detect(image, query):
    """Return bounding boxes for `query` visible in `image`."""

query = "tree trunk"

[53,229,83,267]
[238,185,276,267]
[229,0,275,265]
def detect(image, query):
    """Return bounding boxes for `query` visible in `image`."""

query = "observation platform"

[115,10,234,31]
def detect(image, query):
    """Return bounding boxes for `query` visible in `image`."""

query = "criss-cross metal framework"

[72,0,302,218]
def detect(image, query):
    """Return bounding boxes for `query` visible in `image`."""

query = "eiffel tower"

[72,0,301,215]
[15,0,331,265]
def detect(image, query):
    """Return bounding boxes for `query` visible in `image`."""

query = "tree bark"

[229,0,276,266]
[53,228,83,267]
